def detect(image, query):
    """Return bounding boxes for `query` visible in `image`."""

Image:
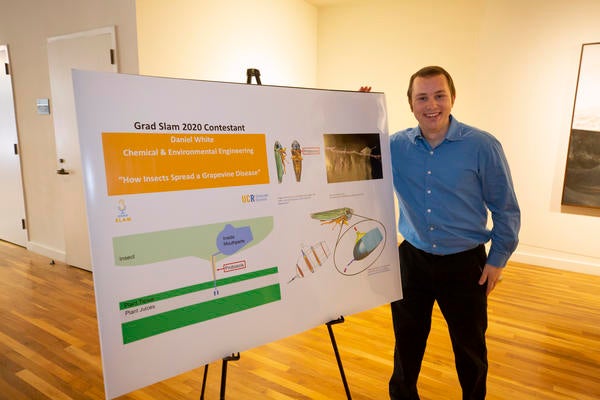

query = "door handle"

[56,168,70,175]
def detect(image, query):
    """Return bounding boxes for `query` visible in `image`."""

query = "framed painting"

[562,42,600,208]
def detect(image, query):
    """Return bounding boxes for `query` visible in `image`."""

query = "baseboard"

[26,241,66,263]
[511,246,600,276]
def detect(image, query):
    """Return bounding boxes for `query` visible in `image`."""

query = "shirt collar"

[408,115,463,144]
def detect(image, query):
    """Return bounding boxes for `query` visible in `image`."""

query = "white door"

[0,45,27,247]
[47,27,117,270]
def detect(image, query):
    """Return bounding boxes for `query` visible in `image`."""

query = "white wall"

[0,0,314,264]
[317,0,600,274]
[136,0,318,87]
[0,0,138,260]
[3,0,598,274]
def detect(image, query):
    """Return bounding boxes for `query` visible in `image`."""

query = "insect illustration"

[310,207,354,227]
[274,140,287,183]
[291,140,302,182]
[310,207,387,276]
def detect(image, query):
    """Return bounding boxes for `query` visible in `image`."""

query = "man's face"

[409,74,455,137]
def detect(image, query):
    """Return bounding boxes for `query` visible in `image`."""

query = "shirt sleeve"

[480,138,521,267]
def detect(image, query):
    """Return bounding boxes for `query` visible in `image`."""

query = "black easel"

[327,316,352,399]
[200,67,261,400]
[245,68,352,398]
[199,320,352,400]
[200,353,240,400]
[199,69,352,399]
[199,68,260,400]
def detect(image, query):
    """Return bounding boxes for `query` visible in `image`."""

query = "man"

[388,66,520,399]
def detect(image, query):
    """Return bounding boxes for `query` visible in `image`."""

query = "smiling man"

[388,66,521,399]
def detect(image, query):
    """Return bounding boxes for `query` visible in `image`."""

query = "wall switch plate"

[36,98,50,115]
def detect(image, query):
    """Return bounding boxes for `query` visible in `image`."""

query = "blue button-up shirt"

[390,115,520,267]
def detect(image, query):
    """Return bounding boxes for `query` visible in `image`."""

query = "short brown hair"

[407,66,456,105]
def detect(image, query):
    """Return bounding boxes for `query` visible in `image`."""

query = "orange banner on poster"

[102,132,270,195]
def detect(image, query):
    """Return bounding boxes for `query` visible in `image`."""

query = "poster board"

[72,70,401,399]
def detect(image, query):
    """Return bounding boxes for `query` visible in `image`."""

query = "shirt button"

[429,226,434,231]
[429,151,434,155]
[427,189,431,194]
[427,170,432,175]
[427,209,431,213]
[432,244,437,248]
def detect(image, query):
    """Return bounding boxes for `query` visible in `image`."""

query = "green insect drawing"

[310,207,354,227]
[274,140,287,183]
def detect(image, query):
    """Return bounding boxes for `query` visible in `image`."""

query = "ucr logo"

[241,194,255,203]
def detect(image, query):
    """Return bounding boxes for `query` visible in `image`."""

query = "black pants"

[389,241,488,400]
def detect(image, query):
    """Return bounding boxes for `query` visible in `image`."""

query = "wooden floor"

[1,239,599,400]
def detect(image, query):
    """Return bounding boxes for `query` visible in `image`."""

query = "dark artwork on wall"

[562,43,600,208]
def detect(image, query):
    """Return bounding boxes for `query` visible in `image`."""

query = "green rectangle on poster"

[121,283,281,344]
[119,267,279,310]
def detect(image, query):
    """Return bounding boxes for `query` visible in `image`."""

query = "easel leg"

[200,364,209,400]
[220,353,240,400]
[199,353,240,400]
[327,316,352,400]
[220,359,228,400]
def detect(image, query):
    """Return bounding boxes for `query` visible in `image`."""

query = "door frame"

[47,26,117,270]
[0,44,28,247]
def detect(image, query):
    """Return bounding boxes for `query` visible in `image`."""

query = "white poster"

[72,70,401,399]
